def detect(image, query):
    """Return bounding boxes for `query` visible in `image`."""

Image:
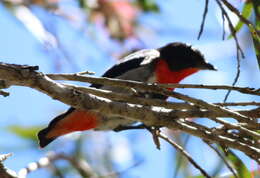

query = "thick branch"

[47,74,260,96]
[46,73,257,126]
[0,62,259,162]
[64,83,260,118]
[64,84,260,139]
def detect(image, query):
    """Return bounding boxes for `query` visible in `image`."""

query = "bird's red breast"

[155,59,199,89]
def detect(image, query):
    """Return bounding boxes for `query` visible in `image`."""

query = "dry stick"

[222,12,226,40]
[198,0,209,39]
[204,142,238,178]
[224,47,241,102]
[64,84,260,139]
[215,0,245,57]
[110,119,260,163]
[47,74,260,96]
[216,102,260,106]
[118,121,258,149]
[65,81,260,119]
[221,0,260,38]
[158,133,212,178]
[158,83,259,96]
[65,84,260,111]
[116,125,246,178]
[47,74,256,125]
[38,79,260,110]
[0,63,259,162]
[216,0,244,102]
[147,127,161,150]
[204,116,260,139]
[173,122,259,163]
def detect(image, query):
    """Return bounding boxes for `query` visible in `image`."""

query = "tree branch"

[0,62,259,163]
[198,0,209,39]
[47,73,260,96]
[46,73,257,126]
[215,0,244,102]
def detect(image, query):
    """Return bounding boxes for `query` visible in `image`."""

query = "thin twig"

[223,46,241,102]
[204,142,238,178]
[205,116,260,139]
[158,133,212,178]
[222,11,226,40]
[215,0,244,102]
[216,102,260,106]
[198,0,209,39]
[158,83,259,96]
[47,74,257,124]
[147,127,161,150]
[215,0,244,57]
[221,0,260,39]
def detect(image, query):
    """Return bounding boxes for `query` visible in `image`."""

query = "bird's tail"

[38,108,98,148]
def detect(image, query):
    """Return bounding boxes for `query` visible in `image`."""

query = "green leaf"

[228,2,253,39]
[226,150,251,178]
[7,125,41,142]
[137,0,159,12]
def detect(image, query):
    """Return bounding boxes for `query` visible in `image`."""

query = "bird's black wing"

[91,49,160,88]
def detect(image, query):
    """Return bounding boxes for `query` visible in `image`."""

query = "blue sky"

[0,0,259,178]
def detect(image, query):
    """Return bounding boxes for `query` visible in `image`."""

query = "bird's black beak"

[199,62,217,71]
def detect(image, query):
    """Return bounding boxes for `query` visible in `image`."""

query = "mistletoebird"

[38,42,216,148]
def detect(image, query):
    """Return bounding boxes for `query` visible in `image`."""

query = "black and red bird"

[38,42,216,148]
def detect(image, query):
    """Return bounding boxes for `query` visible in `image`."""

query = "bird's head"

[158,42,217,71]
